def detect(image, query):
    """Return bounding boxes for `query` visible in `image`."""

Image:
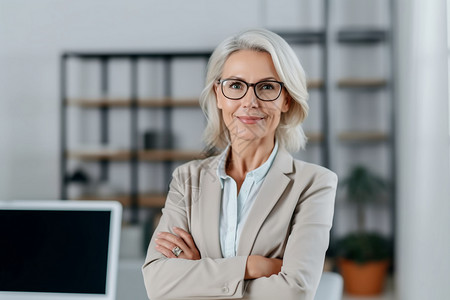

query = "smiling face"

[215,50,290,145]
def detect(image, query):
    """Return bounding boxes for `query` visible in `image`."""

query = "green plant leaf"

[336,232,392,264]
[341,166,388,204]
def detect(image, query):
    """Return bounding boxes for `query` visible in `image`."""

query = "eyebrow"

[224,76,280,82]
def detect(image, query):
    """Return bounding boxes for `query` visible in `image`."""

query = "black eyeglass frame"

[217,78,285,102]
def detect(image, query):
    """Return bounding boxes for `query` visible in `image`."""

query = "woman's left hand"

[155,227,201,260]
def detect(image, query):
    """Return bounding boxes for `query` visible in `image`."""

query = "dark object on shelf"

[338,29,387,43]
[143,131,157,149]
[65,168,91,199]
[143,130,173,150]
[65,168,90,184]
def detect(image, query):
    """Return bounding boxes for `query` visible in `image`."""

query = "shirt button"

[222,286,229,293]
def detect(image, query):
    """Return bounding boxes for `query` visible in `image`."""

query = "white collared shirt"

[217,141,279,258]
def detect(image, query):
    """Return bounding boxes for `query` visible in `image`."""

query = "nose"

[241,86,259,108]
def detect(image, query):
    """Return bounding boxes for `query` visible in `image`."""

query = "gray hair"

[199,28,309,153]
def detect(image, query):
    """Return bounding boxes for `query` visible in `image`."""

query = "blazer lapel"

[198,157,223,258]
[237,148,293,256]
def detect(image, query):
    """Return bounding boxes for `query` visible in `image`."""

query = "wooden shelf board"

[337,78,387,88]
[76,195,132,207]
[75,194,167,208]
[66,99,131,107]
[139,150,205,161]
[307,79,324,89]
[67,150,204,161]
[139,194,167,207]
[67,150,131,160]
[67,149,205,161]
[306,132,323,143]
[339,131,389,142]
[138,98,199,107]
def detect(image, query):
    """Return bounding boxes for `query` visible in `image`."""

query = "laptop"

[0,200,122,300]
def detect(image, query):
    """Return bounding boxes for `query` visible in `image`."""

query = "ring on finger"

[172,246,183,257]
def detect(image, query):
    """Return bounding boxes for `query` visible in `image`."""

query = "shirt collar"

[217,140,279,188]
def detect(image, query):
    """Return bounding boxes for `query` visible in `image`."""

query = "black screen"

[0,210,111,294]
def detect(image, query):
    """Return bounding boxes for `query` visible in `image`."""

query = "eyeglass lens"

[221,79,282,101]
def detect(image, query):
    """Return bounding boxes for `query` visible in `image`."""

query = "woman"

[142,28,337,300]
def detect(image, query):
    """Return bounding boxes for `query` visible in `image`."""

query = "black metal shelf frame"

[326,0,396,259]
[337,28,388,43]
[278,28,330,167]
[60,51,212,223]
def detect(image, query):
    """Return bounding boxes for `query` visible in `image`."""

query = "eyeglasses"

[218,78,284,101]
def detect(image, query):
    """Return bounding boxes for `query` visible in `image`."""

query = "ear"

[215,83,223,109]
[281,94,291,113]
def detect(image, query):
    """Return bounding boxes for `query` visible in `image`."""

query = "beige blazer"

[142,148,337,300]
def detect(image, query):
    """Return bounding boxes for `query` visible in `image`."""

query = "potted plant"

[335,166,392,296]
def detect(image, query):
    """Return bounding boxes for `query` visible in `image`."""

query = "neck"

[227,136,275,176]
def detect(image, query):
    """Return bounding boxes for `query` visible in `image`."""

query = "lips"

[236,115,265,124]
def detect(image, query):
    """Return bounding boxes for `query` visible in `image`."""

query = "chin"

[231,129,268,143]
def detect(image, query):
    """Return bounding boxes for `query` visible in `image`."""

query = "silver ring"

[172,246,183,257]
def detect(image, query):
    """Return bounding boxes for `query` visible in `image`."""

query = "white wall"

[395,0,450,299]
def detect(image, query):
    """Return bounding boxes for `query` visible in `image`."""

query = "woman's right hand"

[155,227,201,260]
[244,255,283,279]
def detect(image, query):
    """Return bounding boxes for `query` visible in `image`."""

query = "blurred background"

[1,0,449,299]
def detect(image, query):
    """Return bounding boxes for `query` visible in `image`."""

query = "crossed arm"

[142,168,337,300]
[155,227,283,280]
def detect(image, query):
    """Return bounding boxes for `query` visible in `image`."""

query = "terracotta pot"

[338,258,390,296]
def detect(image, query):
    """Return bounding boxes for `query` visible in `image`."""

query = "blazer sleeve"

[142,166,248,300]
[242,170,338,300]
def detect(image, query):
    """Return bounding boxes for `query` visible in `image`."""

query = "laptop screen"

[0,201,122,300]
